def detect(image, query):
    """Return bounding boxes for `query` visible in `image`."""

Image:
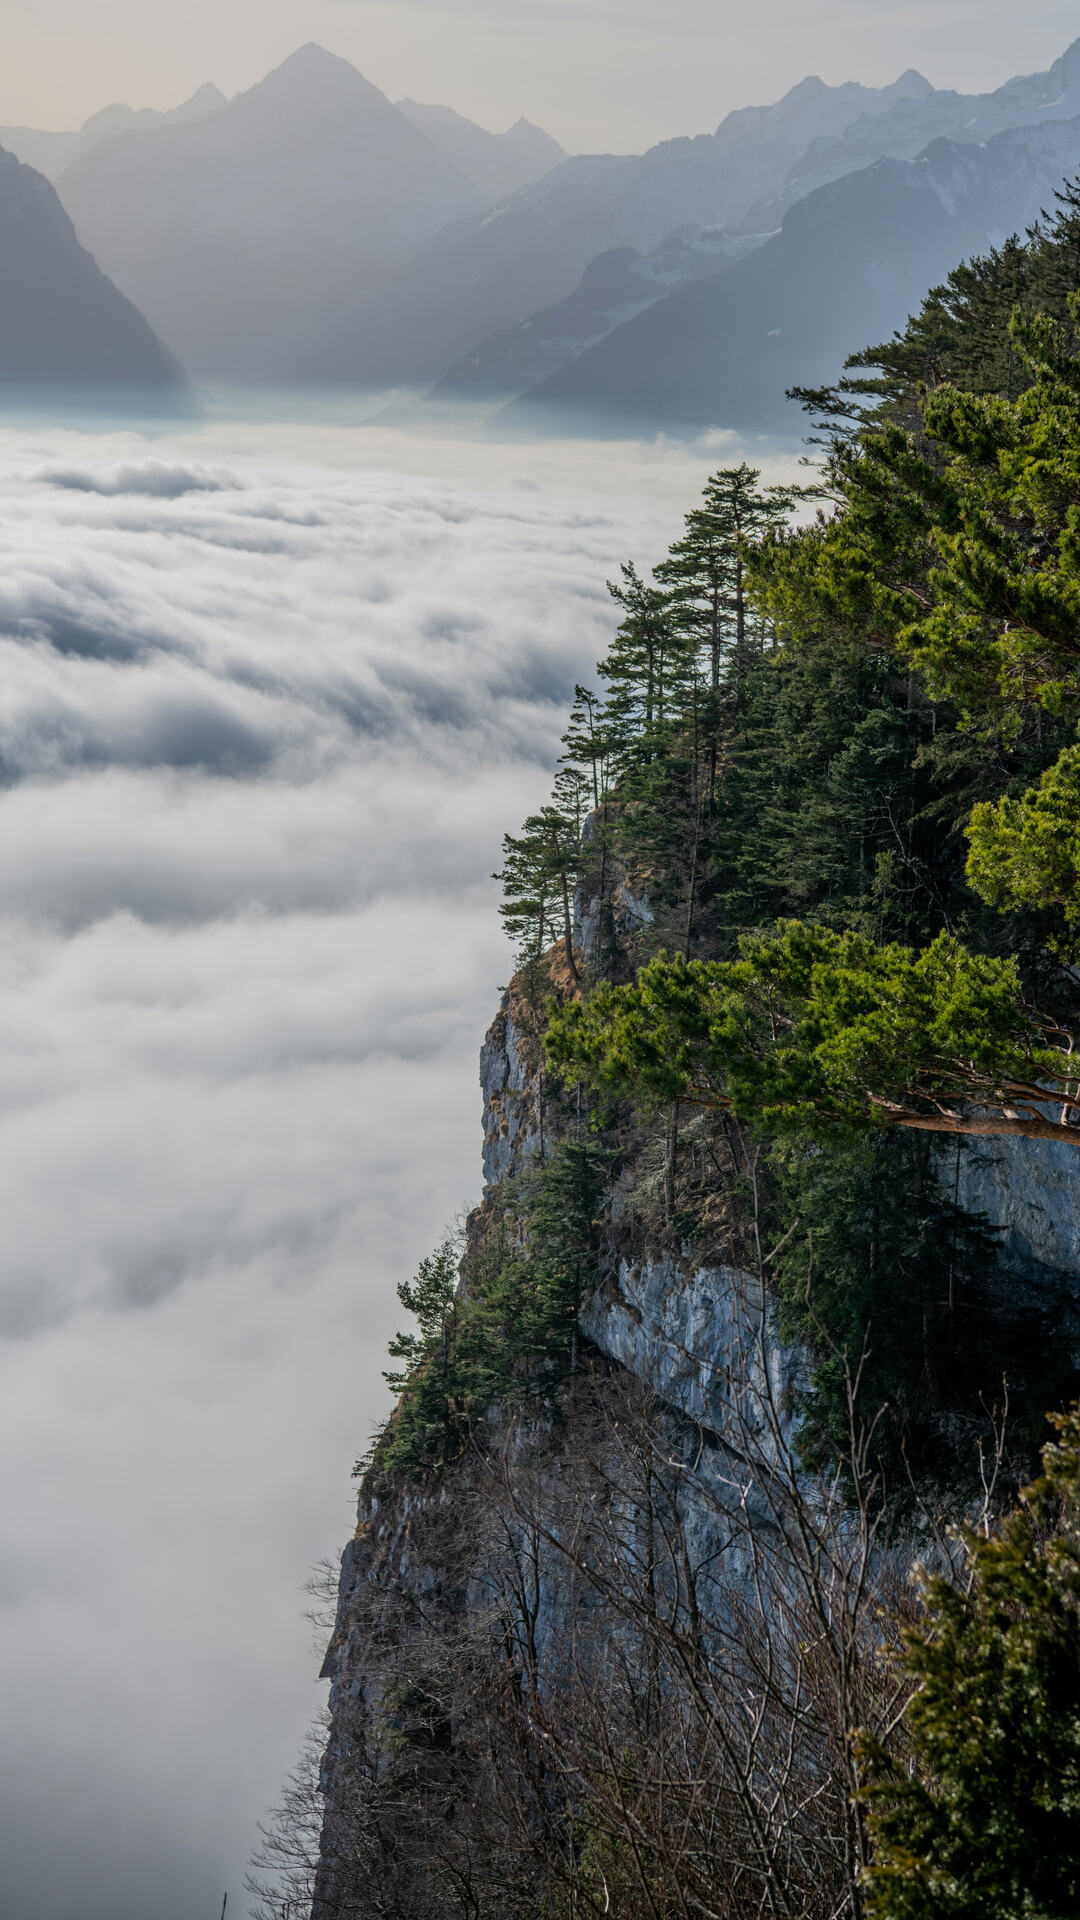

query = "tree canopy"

[862,1408,1080,1920]
[546,926,1080,1146]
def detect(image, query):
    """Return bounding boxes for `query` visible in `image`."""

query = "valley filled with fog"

[0,416,804,1919]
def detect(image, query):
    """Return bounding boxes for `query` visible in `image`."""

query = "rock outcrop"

[314,855,1080,1917]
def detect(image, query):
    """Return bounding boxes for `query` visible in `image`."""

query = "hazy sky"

[5,0,1080,150]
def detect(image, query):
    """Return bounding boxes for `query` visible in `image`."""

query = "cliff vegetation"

[258,187,1080,1920]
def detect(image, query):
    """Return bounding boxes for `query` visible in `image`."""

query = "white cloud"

[0,419,791,1917]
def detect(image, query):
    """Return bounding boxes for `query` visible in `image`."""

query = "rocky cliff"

[311,858,1080,1918]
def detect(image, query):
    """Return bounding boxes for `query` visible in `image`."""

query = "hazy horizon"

[6,0,1080,152]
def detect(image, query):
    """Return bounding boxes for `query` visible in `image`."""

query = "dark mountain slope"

[509,117,1080,433]
[55,45,484,380]
[431,228,761,404]
[0,146,189,404]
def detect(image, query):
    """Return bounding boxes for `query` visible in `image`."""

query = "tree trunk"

[559,873,580,985]
[888,1111,1080,1144]
[665,1100,680,1224]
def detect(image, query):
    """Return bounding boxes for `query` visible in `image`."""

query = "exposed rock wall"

[314,946,1080,1917]
[479,989,540,1189]
[947,1132,1080,1283]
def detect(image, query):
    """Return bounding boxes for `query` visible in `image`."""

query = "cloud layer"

[0,419,745,1918]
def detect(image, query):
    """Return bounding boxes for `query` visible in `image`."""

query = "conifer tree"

[559,683,610,810]
[862,1408,1080,1920]
[496,798,585,982]
[383,1240,460,1395]
[656,464,797,695]
[599,562,687,769]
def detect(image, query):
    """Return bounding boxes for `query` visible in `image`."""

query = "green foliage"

[862,1407,1080,1919]
[599,561,696,772]
[368,1139,607,1481]
[771,1132,1077,1487]
[761,231,1080,940]
[383,1240,460,1393]
[967,738,1080,948]
[546,926,1078,1145]
[655,462,799,695]
[495,797,586,977]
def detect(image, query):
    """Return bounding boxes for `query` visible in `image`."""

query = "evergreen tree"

[496,795,586,980]
[383,1240,461,1394]
[656,464,797,698]
[559,683,610,809]
[599,562,689,769]
[862,1408,1080,1920]
[545,928,1080,1148]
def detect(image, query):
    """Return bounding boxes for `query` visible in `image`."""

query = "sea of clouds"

[0,417,802,1919]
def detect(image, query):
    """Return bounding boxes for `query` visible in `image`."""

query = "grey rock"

[479,990,541,1189]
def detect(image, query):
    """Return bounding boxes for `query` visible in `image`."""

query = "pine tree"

[599,563,688,770]
[559,683,610,809]
[496,798,585,982]
[383,1240,460,1394]
[656,464,797,697]
[862,1408,1080,1920]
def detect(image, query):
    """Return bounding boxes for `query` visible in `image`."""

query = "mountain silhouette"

[56,45,485,379]
[0,146,189,403]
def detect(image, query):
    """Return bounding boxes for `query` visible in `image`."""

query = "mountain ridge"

[506,113,1080,432]
[0,146,190,404]
[291,38,1080,397]
[53,46,486,379]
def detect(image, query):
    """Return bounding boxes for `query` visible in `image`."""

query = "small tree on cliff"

[862,1408,1080,1920]
[495,798,585,982]
[656,463,797,698]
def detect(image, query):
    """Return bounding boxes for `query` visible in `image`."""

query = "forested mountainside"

[0,146,190,404]
[264,195,1080,1920]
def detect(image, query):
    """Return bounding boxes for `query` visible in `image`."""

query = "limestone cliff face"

[478,989,540,1190]
[948,1133,1080,1281]
[313,958,1080,1917]
[580,1254,801,1438]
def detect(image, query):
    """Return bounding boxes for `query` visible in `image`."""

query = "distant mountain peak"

[183,82,227,113]
[274,42,357,76]
[240,43,389,113]
[887,68,935,99]
[78,82,227,142]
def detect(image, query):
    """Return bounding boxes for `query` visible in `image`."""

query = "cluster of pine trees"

[328,190,1080,1920]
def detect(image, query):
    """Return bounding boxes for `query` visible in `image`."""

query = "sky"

[4,0,1080,150]
[0,415,806,1919]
